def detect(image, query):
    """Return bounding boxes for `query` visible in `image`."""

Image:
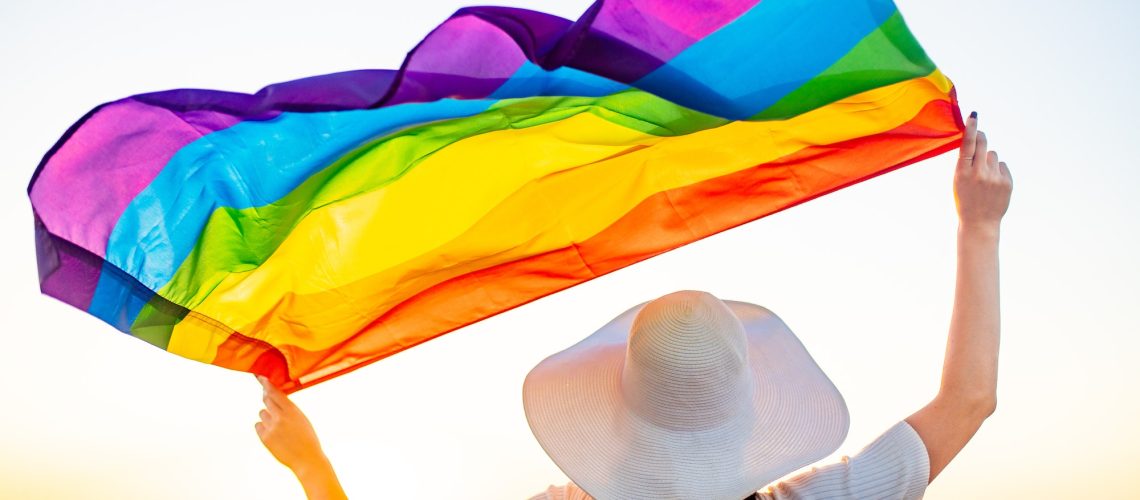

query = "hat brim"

[523,301,849,500]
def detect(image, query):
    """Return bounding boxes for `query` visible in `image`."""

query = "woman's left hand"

[255,375,328,473]
[256,376,348,500]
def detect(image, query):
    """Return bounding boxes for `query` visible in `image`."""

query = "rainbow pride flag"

[30,0,963,392]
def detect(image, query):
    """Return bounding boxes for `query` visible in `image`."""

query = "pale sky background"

[1,0,1138,498]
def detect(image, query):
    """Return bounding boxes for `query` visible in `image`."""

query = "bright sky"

[1,1,1138,498]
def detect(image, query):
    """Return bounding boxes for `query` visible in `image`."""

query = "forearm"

[292,454,348,500]
[905,222,1002,480]
[939,222,1001,408]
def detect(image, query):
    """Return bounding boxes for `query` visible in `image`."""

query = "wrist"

[958,220,1001,242]
[290,453,348,500]
[289,452,334,481]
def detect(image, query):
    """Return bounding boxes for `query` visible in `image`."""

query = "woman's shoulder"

[528,482,593,500]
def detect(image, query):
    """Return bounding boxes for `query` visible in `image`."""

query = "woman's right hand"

[954,112,1013,230]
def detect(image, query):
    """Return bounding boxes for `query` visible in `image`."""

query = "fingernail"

[969,111,978,119]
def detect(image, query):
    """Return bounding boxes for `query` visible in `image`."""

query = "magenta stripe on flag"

[592,0,758,64]
[29,99,243,257]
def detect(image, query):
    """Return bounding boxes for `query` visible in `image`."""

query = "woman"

[254,112,1012,499]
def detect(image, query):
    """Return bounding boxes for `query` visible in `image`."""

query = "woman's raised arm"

[905,111,1013,482]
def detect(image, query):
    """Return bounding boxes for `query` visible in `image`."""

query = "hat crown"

[621,291,753,430]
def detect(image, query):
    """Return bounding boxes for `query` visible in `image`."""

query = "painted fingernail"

[969,111,978,119]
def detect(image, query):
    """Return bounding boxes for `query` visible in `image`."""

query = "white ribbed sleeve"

[529,421,930,500]
[758,421,930,500]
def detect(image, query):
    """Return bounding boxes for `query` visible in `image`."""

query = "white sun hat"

[523,290,849,500]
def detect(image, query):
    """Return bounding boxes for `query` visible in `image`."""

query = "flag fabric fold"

[29,0,963,392]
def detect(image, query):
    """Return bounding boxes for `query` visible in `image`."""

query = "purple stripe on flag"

[596,0,758,49]
[385,14,528,105]
[34,214,104,311]
[29,99,242,258]
[545,0,759,83]
[132,69,399,114]
[379,2,759,106]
